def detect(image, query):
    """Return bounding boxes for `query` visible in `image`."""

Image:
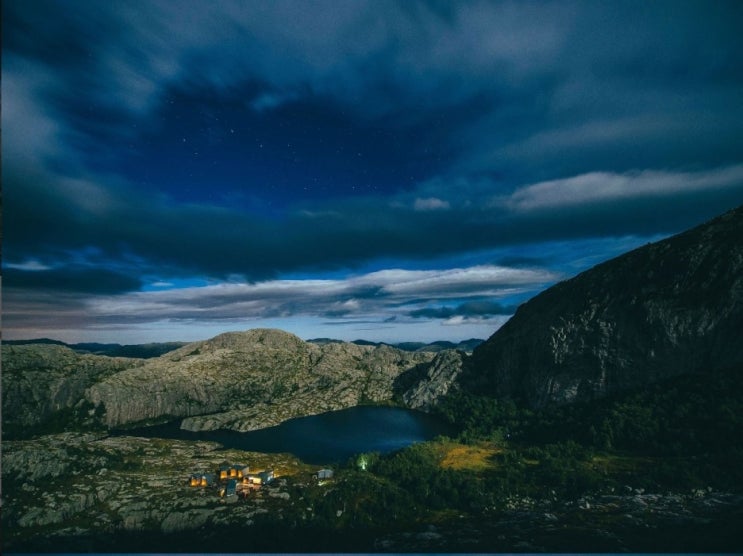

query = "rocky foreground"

[375,490,743,552]
[2,432,740,552]
[1,432,314,551]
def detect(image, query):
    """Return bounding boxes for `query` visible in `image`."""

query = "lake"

[120,406,453,464]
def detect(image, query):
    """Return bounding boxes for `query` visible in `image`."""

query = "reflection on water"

[120,405,453,464]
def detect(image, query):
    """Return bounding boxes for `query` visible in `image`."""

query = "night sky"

[4,0,743,344]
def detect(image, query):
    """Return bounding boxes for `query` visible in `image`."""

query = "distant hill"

[465,204,743,408]
[3,338,68,347]
[6,338,482,358]
[3,339,187,359]
[309,338,483,353]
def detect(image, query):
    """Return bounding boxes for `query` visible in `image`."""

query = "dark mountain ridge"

[466,204,743,408]
[2,339,188,359]
[5,338,483,358]
[309,338,483,353]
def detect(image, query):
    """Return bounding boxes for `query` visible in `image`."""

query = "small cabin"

[218,464,231,480]
[315,469,334,480]
[189,473,216,487]
[243,473,262,486]
[242,469,274,486]
[236,465,249,478]
[219,463,249,480]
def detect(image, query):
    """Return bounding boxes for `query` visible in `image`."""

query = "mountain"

[309,338,484,353]
[3,339,187,359]
[73,342,188,358]
[3,329,467,435]
[466,205,743,408]
[3,338,68,347]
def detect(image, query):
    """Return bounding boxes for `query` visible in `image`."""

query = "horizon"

[4,1,743,344]
[2,330,487,347]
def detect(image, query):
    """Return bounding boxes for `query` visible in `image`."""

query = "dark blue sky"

[82,83,459,207]
[4,0,743,343]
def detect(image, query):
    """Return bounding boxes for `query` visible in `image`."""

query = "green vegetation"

[5,364,742,552]
[305,364,743,529]
[431,364,743,493]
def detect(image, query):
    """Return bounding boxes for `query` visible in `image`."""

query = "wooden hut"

[189,473,216,487]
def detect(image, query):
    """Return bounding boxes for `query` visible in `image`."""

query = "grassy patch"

[439,441,502,472]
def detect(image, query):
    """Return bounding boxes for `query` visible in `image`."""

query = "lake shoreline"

[114,405,454,465]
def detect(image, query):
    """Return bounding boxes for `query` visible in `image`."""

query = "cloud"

[4,1,743,343]
[249,90,299,112]
[4,267,142,295]
[414,197,450,211]
[410,301,514,320]
[1,62,64,164]
[6,155,743,294]
[0,263,554,335]
[442,315,503,327]
[503,165,743,212]
[4,259,52,272]
[360,266,556,298]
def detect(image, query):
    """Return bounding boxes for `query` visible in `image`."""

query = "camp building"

[189,473,216,487]
[219,463,249,480]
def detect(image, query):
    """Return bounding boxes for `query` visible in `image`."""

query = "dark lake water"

[120,406,453,464]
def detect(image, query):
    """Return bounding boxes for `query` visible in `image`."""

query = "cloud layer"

[3,1,743,342]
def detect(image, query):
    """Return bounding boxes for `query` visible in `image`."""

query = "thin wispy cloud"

[414,197,451,211]
[82,265,557,323]
[503,166,743,212]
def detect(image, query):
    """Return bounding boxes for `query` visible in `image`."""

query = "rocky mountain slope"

[1,345,144,432]
[87,329,444,431]
[466,204,743,407]
[4,329,466,435]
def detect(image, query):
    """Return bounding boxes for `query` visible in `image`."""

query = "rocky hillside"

[399,349,466,411]
[467,205,743,407]
[5,329,466,434]
[1,345,144,433]
[1,432,321,552]
[88,329,443,431]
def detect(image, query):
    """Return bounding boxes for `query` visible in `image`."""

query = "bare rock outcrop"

[467,205,743,407]
[84,328,438,431]
[403,350,466,411]
[4,329,465,434]
[1,345,142,430]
